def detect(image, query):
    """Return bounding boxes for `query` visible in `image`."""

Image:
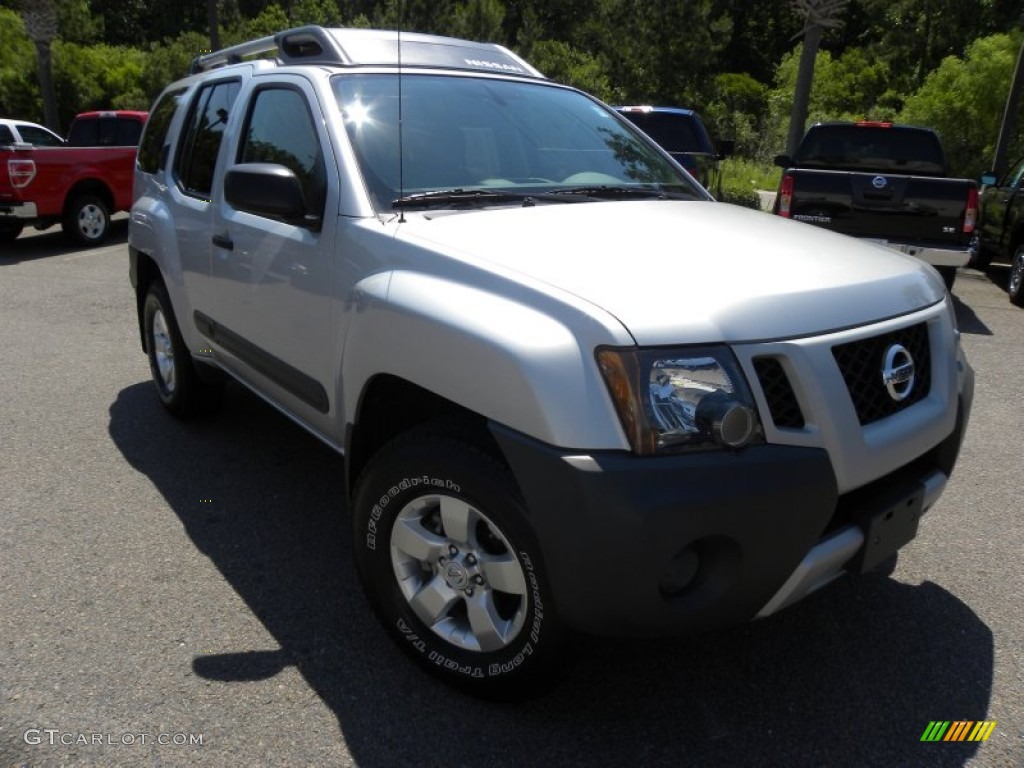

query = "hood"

[397,200,943,346]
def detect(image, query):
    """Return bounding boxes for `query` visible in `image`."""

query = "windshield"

[332,74,704,211]
[795,126,946,176]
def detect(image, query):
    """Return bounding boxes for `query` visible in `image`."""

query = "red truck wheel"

[63,194,110,246]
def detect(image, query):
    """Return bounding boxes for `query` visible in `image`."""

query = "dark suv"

[616,106,728,191]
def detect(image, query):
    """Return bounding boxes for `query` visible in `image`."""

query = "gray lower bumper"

[0,201,38,220]
[756,469,948,618]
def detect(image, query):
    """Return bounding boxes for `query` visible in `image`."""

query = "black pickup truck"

[975,158,1024,306]
[773,122,979,290]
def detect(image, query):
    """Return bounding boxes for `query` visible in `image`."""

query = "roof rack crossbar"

[185,26,546,79]
[189,35,279,74]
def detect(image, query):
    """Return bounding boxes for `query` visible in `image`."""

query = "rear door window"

[17,124,64,147]
[175,79,242,198]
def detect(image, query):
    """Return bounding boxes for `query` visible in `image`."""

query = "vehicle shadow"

[976,263,1016,299]
[108,381,994,768]
[950,289,992,336]
[0,218,128,264]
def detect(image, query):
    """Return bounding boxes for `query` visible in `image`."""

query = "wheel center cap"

[442,560,470,590]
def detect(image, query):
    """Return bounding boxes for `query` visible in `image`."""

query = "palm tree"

[784,0,848,158]
[18,0,60,133]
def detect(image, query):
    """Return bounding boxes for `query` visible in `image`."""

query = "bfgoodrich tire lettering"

[352,429,563,698]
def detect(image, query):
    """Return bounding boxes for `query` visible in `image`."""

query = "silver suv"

[130,26,974,697]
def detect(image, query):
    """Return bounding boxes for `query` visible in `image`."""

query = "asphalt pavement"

[1,222,1021,767]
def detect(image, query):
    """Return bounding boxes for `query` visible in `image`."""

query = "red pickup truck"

[1,110,147,245]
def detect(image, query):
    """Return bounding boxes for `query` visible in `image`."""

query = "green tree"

[53,42,148,125]
[57,0,103,45]
[528,39,613,101]
[141,31,211,102]
[289,0,343,26]
[447,0,506,42]
[0,8,36,119]
[850,0,1022,93]
[765,43,894,160]
[577,0,732,106]
[703,72,768,156]
[900,31,1024,178]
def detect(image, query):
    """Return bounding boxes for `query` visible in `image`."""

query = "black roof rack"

[189,26,544,78]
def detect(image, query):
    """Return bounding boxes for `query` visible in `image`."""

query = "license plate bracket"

[847,482,925,574]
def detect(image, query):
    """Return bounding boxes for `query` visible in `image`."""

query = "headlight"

[597,345,764,455]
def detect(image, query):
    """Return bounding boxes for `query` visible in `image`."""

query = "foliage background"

[1,0,1022,178]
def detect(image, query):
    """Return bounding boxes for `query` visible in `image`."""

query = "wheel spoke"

[480,553,527,595]
[438,496,474,545]
[408,574,460,627]
[465,592,510,652]
[391,516,447,563]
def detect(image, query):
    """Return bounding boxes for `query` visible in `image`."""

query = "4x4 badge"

[882,343,915,401]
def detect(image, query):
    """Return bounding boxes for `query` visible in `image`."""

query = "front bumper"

[489,393,970,638]
[868,238,974,268]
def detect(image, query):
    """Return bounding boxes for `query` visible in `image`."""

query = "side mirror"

[773,154,793,169]
[224,163,320,231]
[980,172,998,187]
[715,139,735,159]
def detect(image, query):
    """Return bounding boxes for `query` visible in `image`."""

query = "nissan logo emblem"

[872,175,888,189]
[881,343,915,401]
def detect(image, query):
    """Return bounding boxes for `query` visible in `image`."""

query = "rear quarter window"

[138,88,188,175]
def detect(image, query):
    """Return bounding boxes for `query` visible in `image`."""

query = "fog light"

[659,545,700,597]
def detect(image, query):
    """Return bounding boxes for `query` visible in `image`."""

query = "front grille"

[832,322,931,425]
[753,356,805,429]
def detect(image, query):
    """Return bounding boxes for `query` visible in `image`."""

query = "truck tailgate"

[788,169,973,245]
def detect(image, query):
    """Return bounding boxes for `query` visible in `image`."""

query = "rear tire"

[1009,247,1024,307]
[63,194,110,246]
[143,280,222,417]
[352,427,565,699]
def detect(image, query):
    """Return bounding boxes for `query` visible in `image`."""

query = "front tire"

[1009,246,1024,307]
[352,429,564,698]
[63,194,110,246]
[143,281,222,417]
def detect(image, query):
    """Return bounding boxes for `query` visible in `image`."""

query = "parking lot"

[1,221,1021,767]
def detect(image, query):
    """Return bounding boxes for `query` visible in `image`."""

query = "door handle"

[212,234,233,251]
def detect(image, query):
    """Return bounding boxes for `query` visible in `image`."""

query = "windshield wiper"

[548,185,680,200]
[392,189,561,209]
